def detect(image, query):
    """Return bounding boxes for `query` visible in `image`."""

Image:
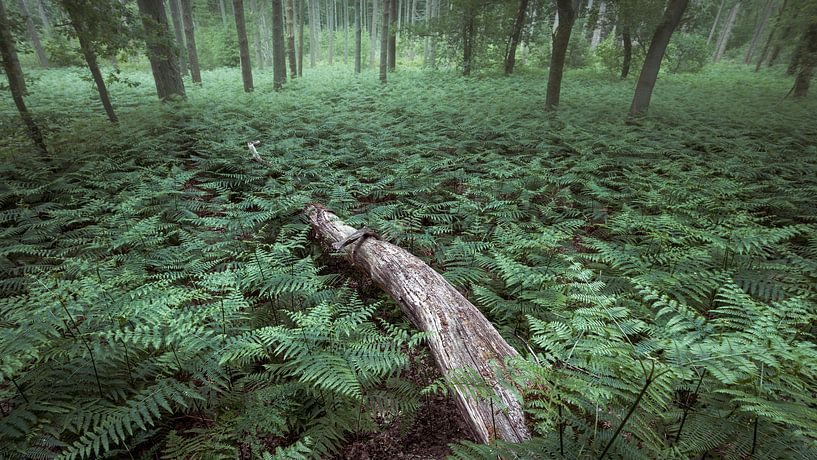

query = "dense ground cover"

[1,66,816,459]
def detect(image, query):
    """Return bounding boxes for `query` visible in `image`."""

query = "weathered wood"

[306,204,530,444]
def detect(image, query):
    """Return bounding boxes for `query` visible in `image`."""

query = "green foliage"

[664,33,710,74]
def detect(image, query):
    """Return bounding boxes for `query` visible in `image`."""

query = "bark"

[137,0,186,100]
[744,0,774,64]
[786,40,803,76]
[327,0,335,65]
[370,0,377,67]
[272,0,287,89]
[233,0,254,91]
[713,1,739,63]
[428,0,437,67]
[379,0,389,82]
[505,0,529,75]
[251,0,264,69]
[64,3,118,123]
[462,9,475,76]
[590,0,605,49]
[755,0,787,71]
[286,0,297,78]
[621,24,632,79]
[169,0,188,77]
[309,0,318,67]
[388,0,396,70]
[707,0,725,45]
[16,0,48,68]
[793,20,817,98]
[219,0,228,26]
[545,0,576,110]
[181,0,202,84]
[0,0,46,155]
[628,0,689,117]
[36,0,50,33]
[585,0,599,40]
[305,205,531,444]
[298,0,304,75]
[768,19,792,67]
[354,0,362,72]
[343,0,349,64]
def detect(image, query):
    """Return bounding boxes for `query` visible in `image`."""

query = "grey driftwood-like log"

[305,204,531,444]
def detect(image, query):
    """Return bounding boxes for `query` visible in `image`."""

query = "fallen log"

[305,204,530,444]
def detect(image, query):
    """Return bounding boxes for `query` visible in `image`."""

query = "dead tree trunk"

[306,204,531,444]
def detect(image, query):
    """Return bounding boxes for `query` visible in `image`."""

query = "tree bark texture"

[379,0,389,82]
[286,0,298,78]
[707,0,725,45]
[793,20,817,98]
[713,1,740,63]
[181,0,202,84]
[305,205,531,444]
[621,24,632,79]
[388,0,397,70]
[308,0,318,67]
[744,0,774,64]
[355,0,362,72]
[755,0,787,71]
[233,0,254,91]
[505,0,529,75]
[169,0,188,77]
[137,0,186,100]
[16,0,48,68]
[546,0,576,110]
[462,9,475,76]
[297,0,304,75]
[272,0,287,89]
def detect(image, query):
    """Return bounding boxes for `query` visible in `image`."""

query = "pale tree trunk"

[388,0,396,70]
[505,0,529,75]
[545,0,576,110]
[370,0,378,67]
[379,0,388,82]
[138,0,186,100]
[462,8,475,76]
[429,0,437,67]
[272,0,287,89]
[169,0,188,77]
[309,0,319,67]
[744,0,774,64]
[181,0,202,84]
[355,0,362,72]
[629,0,689,117]
[755,0,787,71]
[286,0,297,77]
[584,0,598,39]
[36,0,50,33]
[344,0,349,64]
[590,0,605,49]
[233,0,254,91]
[306,205,531,444]
[707,0,725,44]
[298,0,304,74]
[0,0,46,155]
[328,0,335,65]
[793,20,817,98]
[16,0,48,68]
[219,0,228,26]
[251,0,265,69]
[713,1,740,63]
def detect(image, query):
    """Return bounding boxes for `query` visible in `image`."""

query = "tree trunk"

[219,0,228,26]
[755,0,787,71]
[36,0,50,33]
[286,0,298,78]
[0,0,46,155]
[786,40,803,76]
[793,20,817,98]
[16,0,48,68]
[251,0,265,69]
[370,0,378,68]
[181,0,202,84]
[429,0,437,67]
[590,0,605,49]
[462,9,475,76]
[233,0,254,91]
[305,205,531,444]
[354,0,362,72]
[327,0,335,65]
[707,0,725,45]
[344,0,349,64]
[137,0,186,100]
[744,0,774,64]
[64,3,118,123]
[713,1,739,63]
[379,0,389,82]
[585,0,599,40]
[388,0,396,70]
[545,0,576,110]
[628,0,688,117]
[308,0,318,67]
[621,24,632,79]
[169,0,189,77]
[504,0,529,75]
[769,19,793,67]
[272,0,287,89]
[297,0,304,75]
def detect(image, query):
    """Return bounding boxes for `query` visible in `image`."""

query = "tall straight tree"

[755,0,788,71]
[545,0,576,110]
[354,0,362,72]
[713,1,740,62]
[308,0,318,67]
[370,0,377,67]
[297,0,304,75]
[505,0,529,75]
[0,0,46,155]
[286,0,297,78]
[272,0,287,89]
[744,0,774,64]
[793,18,816,98]
[379,0,388,82]
[462,7,476,76]
[233,0,254,91]
[62,0,118,122]
[328,0,335,65]
[181,0,202,83]
[169,0,188,76]
[707,0,725,44]
[16,0,49,68]
[137,0,186,100]
[628,0,689,117]
[387,0,396,70]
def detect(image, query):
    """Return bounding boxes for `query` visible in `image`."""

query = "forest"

[1,0,816,458]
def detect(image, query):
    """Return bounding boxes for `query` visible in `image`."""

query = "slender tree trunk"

[36,0,50,33]
[272,0,287,89]
[169,0,188,76]
[138,0,186,100]
[744,0,774,64]
[769,19,792,67]
[755,0,787,71]
[793,20,817,98]
[629,0,689,117]
[219,0,228,26]
[786,40,803,75]
[298,0,304,74]
[355,0,362,72]
[344,0,349,63]
[423,0,430,65]
[328,0,335,65]
[379,0,389,82]
[0,0,46,155]
[286,0,297,77]
[462,8,475,76]
[585,0,599,40]
[545,0,576,110]
[181,0,202,84]
[16,0,48,68]
[713,1,739,63]
[590,1,605,49]
[505,0,529,75]
[309,0,318,67]
[707,0,725,44]
[251,0,264,68]
[621,24,632,79]
[370,0,378,67]
[428,0,437,67]
[233,0,254,91]
[64,4,118,123]
[388,0,396,70]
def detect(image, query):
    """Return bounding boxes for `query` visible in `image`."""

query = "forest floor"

[1,65,816,458]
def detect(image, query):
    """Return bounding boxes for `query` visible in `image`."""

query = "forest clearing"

[2,0,817,459]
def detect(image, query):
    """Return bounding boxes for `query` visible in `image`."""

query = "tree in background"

[136,0,186,100]
[16,0,48,68]
[181,0,202,84]
[546,0,577,110]
[168,0,188,77]
[233,0,254,91]
[354,0,361,72]
[505,0,529,75]
[286,0,297,78]
[379,0,388,82]
[272,0,287,89]
[793,16,816,98]
[712,1,740,63]
[388,0,396,70]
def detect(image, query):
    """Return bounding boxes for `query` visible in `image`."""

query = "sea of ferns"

[1,65,816,459]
